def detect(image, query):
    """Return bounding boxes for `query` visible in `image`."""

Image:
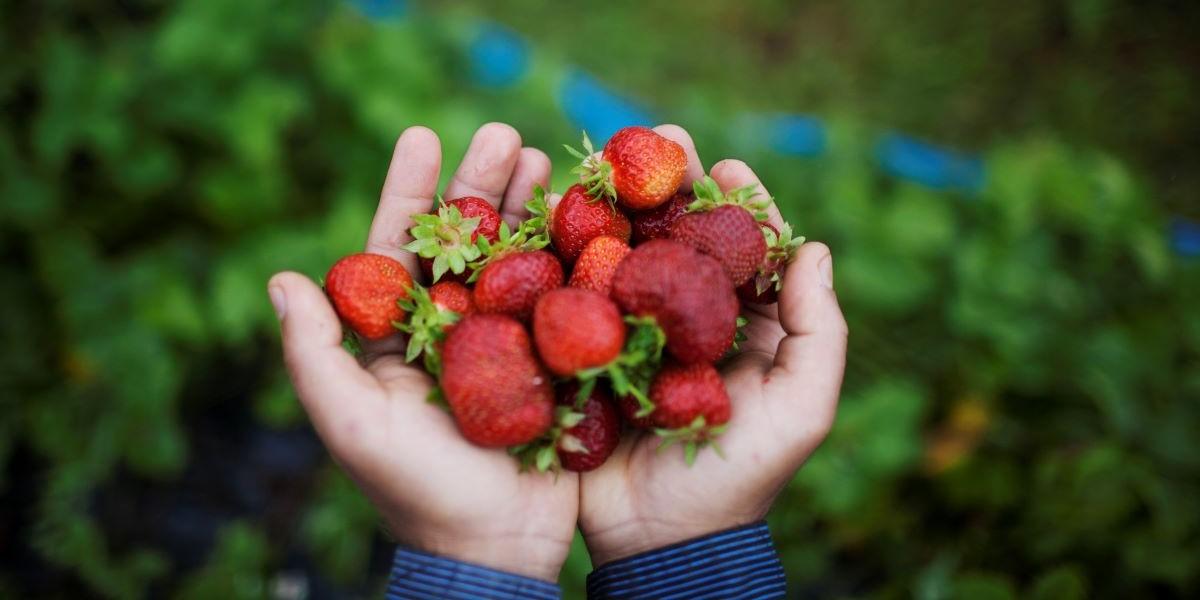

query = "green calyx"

[395,283,460,377]
[465,185,551,282]
[730,315,751,353]
[576,315,666,417]
[565,131,617,203]
[688,175,772,222]
[755,222,806,295]
[403,197,483,282]
[509,405,587,473]
[655,415,729,466]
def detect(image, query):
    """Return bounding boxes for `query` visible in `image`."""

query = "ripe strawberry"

[610,240,738,364]
[549,184,631,263]
[533,288,625,377]
[397,282,471,375]
[406,196,502,283]
[567,127,686,211]
[440,314,554,446]
[649,361,731,464]
[473,250,563,321]
[569,235,630,295]
[556,384,621,472]
[670,177,769,286]
[631,192,691,243]
[325,253,414,340]
[617,393,656,429]
[429,281,475,316]
[737,222,805,304]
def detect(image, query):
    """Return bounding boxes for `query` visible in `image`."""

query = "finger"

[499,147,551,227]
[545,191,563,212]
[366,126,443,277]
[443,122,523,208]
[653,124,705,191]
[709,159,785,230]
[764,242,847,444]
[269,272,384,456]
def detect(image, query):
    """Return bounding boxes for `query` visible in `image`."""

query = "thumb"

[268,272,382,452]
[764,242,848,447]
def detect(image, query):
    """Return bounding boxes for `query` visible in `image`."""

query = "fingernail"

[268,285,287,321]
[818,254,834,289]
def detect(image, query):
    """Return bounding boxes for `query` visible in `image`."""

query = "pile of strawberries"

[324,127,802,471]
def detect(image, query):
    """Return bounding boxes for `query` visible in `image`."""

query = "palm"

[579,307,831,561]
[344,356,578,562]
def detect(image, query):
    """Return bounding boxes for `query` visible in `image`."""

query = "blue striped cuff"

[586,522,785,600]
[387,546,560,600]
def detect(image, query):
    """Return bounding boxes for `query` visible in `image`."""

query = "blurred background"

[1,0,1198,598]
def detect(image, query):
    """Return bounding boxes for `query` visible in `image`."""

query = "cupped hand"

[268,123,576,581]
[575,125,849,566]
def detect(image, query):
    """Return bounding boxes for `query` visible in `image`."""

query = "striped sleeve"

[386,546,561,600]
[585,522,786,600]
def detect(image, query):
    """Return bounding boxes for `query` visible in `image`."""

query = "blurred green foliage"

[1,0,1197,598]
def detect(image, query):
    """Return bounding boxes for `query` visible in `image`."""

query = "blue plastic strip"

[469,24,530,88]
[764,113,827,156]
[352,0,406,19]
[1171,217,1200,257]
[557,70,655,143]
[876,133,985,192]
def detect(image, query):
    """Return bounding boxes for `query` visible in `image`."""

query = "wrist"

[397,528,570,582]
[583,515,761,567]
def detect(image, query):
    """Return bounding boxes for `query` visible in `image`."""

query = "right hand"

[268,123,578,582]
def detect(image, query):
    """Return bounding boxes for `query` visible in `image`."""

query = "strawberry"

[567,127,687,211]
[737,222,805,304]
[325,253,414,340]
[631,192,691,243]
[397,282,473,376]
[556,384,621,472]
[533,288,625,377]
[670,176,769,286]
[610,240,738,364]
[440,314,554,446]
[473,250,563,321]
[429,280,475,316]
[568,235,630,295]
[549,184,631,263]
[405,196,502,283]
[617,393,656,429]
[649,361,731,464]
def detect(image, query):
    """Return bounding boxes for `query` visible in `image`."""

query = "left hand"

[569,125,850,567]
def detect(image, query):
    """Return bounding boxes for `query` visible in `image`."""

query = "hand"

[576,125,849,566]
[268,123,576,582]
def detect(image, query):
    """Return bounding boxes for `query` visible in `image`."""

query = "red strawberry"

[474,250,563,321]
[549,184,631,263]
[736,222,805,305]
[440,314,554,446]
[533,288,625,377]
[649,361,731,464]
[617,393,655,429]
[670,177,768,286]
[610,240,738,364]
[429,281,475,316]
[407,196,502,283]
[631,192,691,243]
[556,384,621,472]
[325,253,414,340]
[568,127,687,211]
[650,362,731,429]
[569,235,630,295]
